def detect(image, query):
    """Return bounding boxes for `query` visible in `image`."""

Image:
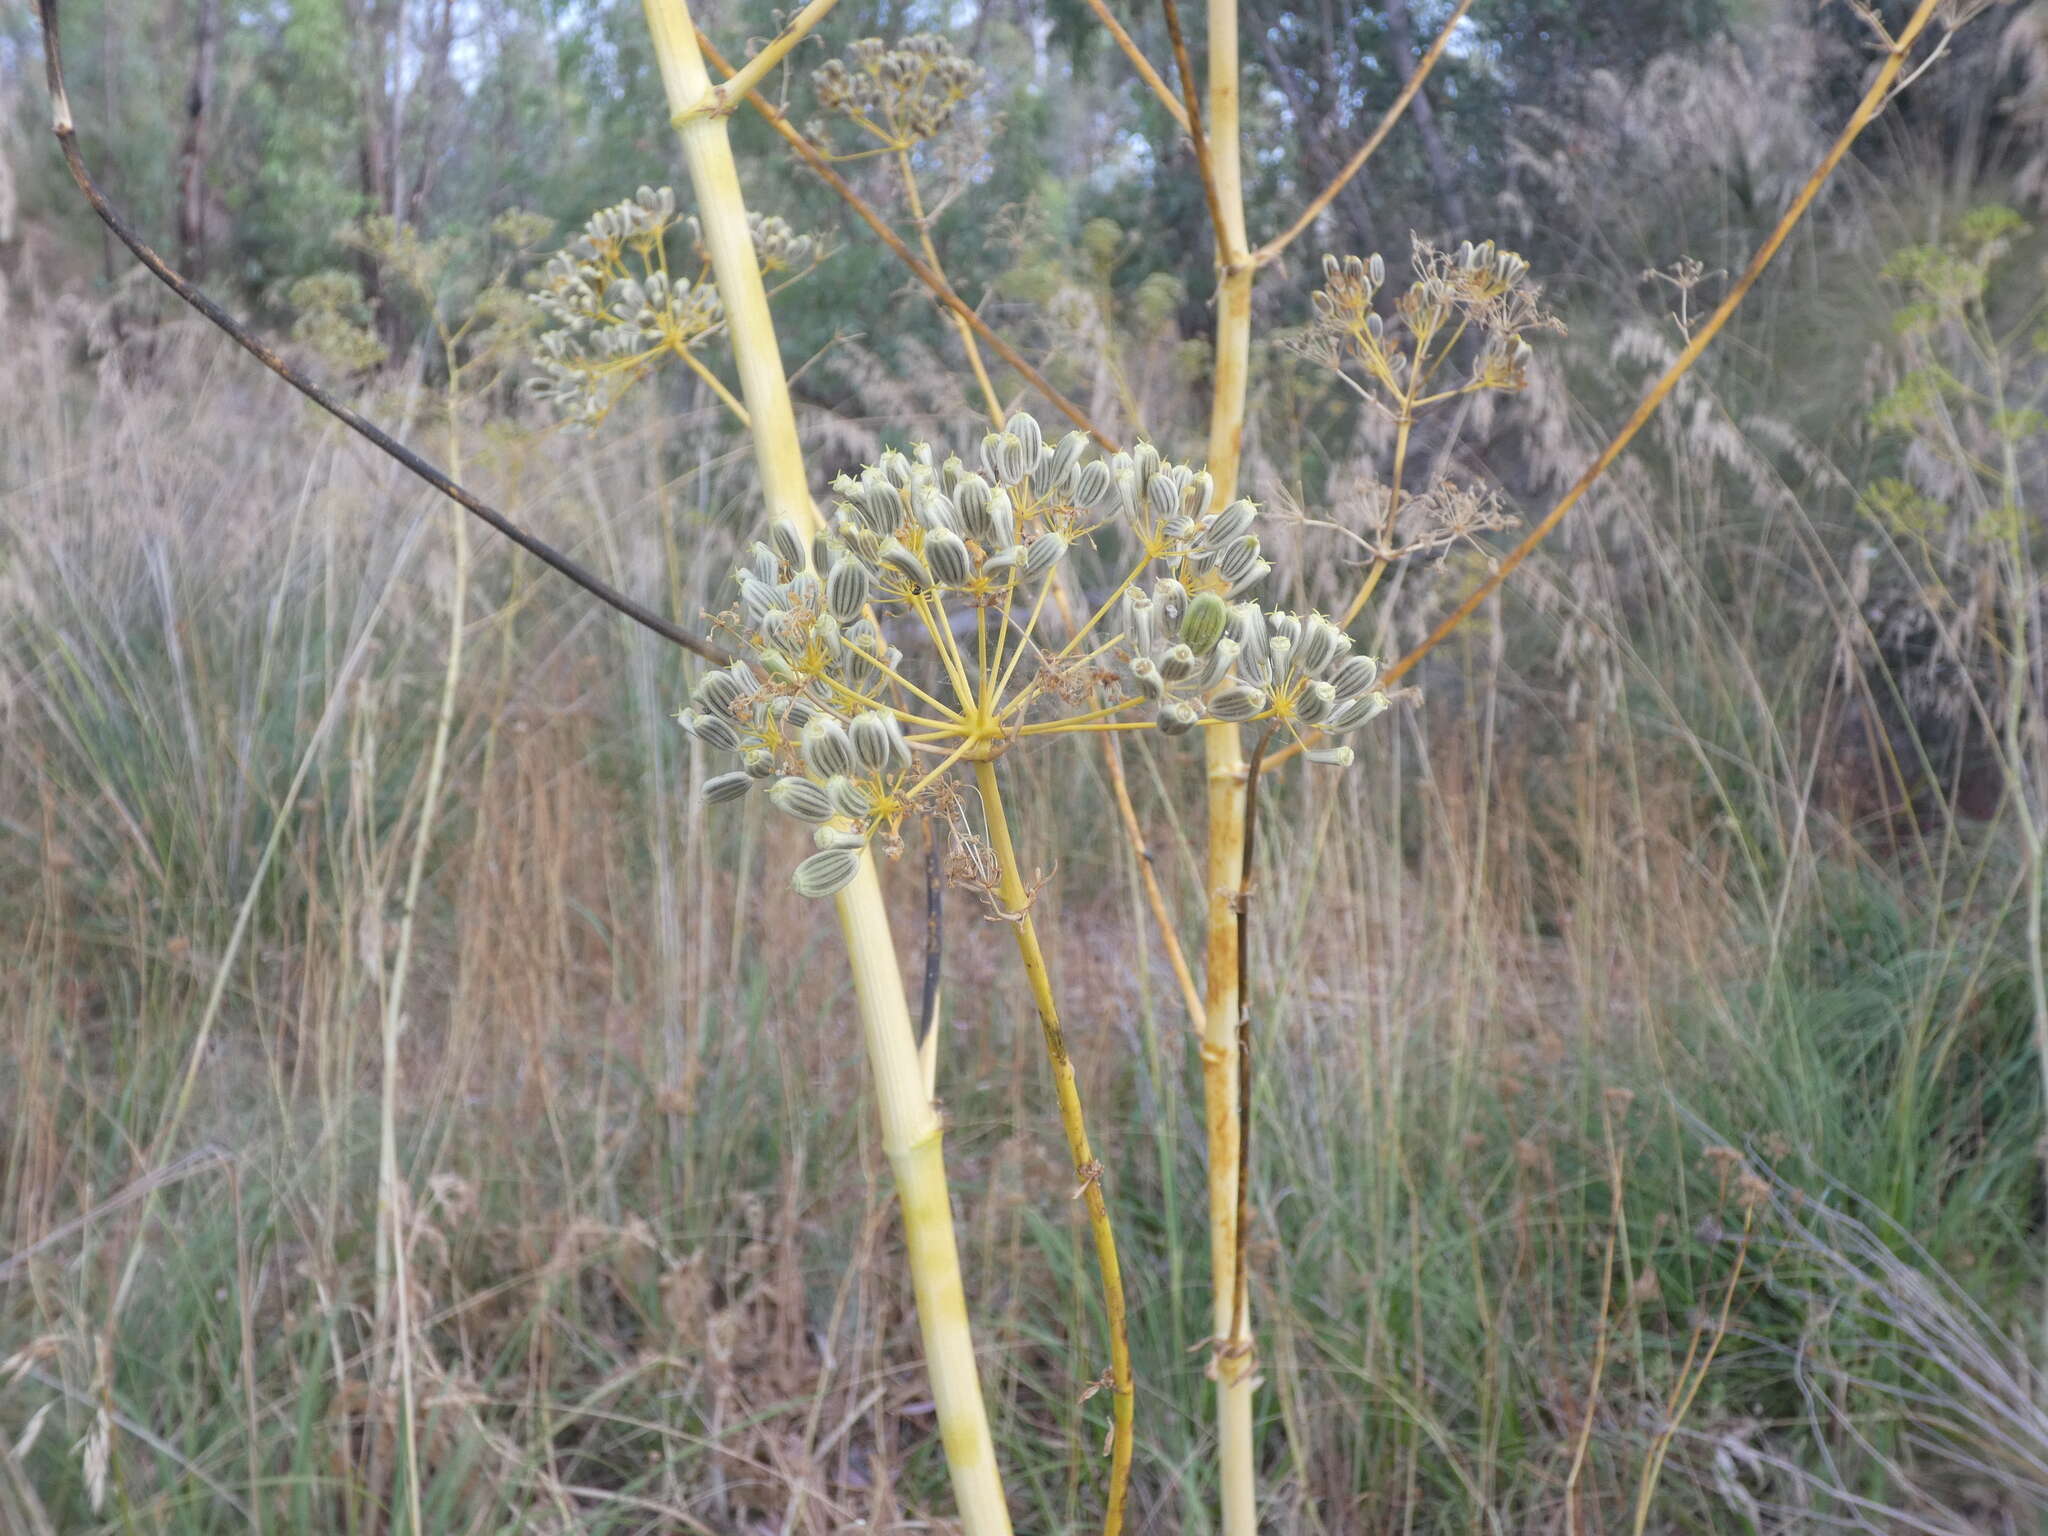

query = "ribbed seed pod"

[1329,654,1380,698]
[1181,592,1228,655]
[792,847,863,899]
[1123,591,1158,657]
[1131,656,1165,700]
[1205,683,1266,721]
[1227,602,1268,659]
[743,749,777,779]
[739,574,782,627]
[925,528,973,587]
[1215,534,1262,586]
[1186,470,1215,524]
[748,543,781,584]
[912,488,956,532]
[1228,557,1272,596]
[1197,636,1241,689]
[688,712,742,752]
[1132,441,1161,488]
[1006,411,1043,468]
[986,490,1017,549]
[694,668,743,714]
[849,711,900,775]
[802,716,856,778]
[879,448,912,487]
[827,559,869,622]
[782,696,817,731]
[1326,692,1389,732]
[1158,699,1201,735]
[981,547,1023,580]
[813,826,868,851]
[1072,459,1114,511]
[998,433,1030,486]
[1296,679,1337,724]
[978,432,1006,484]
[1152,578,1188,633]
[770,518,808,570]
[1307,745,1355,768]
[827,775,876,819]
[1046,431,1086,492]
[859,476,899,533]
[1267,634,1296,685]
[1147,471,1183,527]
[1158,643,1197,683]
[878,539,933,591]
[1022,531,1068,580]
[955,474,992,540]
[769,776,837,822]
[1297,616,1342,676]
[1205,498,1256,545]
[702,771,755,805]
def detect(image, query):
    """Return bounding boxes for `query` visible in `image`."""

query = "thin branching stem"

[973,759,1135,1536]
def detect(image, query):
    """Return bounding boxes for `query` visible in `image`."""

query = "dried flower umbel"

[812,35,984,150]
[528,187,821,426]
[678,412,1392,897]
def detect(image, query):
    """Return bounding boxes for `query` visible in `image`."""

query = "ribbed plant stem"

[973,757,1134,1536]
[1197,0,1259,1524]
[642,6,1012,1530]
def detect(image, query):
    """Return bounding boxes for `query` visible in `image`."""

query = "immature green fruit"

[849,710,907,775]
[1204,497,1256,545]
[688,712,742,752]
[1329,654,1380,698]
[827,774,877,819]
[1206,683,1266,721]
[879,539,934,591]
[1023,531,1069,580]
[702,771,755,804]
[827,558,870,622]
[1072,459,1114,511]
[802,716,856,778]
[792,847,863,899]
[694,667,743,713]
[769,776,837,823]
[770,518,808,570]
[925,528,973,588]
[1181,591,1228,655]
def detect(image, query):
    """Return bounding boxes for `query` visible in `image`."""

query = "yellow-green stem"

[974,757,1135,1536]
[1194,0,1260,1521]
[644,6,1012,1529]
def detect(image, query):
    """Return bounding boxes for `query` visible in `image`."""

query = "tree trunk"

[176,0,223,277]
[1385,0,1468,235]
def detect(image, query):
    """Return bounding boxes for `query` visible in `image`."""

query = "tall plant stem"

[643,5,1012,1530]
[973,758,1135,1536]
[1162,0,1260,1518]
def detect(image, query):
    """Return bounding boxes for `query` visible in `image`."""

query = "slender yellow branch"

[974,759,1136,1536]
[673,0,843,121]
[1335,405,1413,629]
[674,344,752,426]
[1081,0,1190,131]
[1251,0,1474,267]
[642,7,1013,1531]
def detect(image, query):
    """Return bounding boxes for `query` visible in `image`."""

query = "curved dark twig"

[35,0,728,664]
